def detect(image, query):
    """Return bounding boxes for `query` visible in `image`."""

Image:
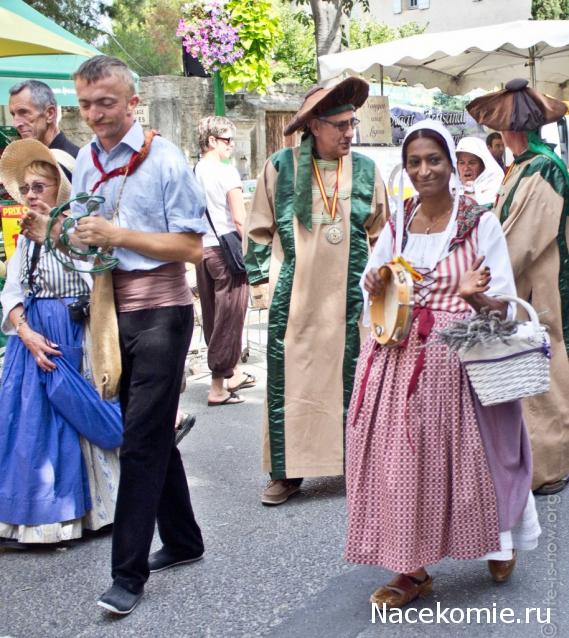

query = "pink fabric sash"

[113,262,191,312]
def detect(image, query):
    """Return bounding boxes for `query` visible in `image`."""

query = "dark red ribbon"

[403,306,435,453]
[90,146,140,193]
[352,341,379,419]
[352,306,435,454]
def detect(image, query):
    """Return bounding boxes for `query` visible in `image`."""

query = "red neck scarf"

[90,129,159,193]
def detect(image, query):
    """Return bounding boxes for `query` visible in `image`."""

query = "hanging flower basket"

[177,1,243,74]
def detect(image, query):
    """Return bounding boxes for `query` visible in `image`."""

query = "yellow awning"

[0,7,97,58]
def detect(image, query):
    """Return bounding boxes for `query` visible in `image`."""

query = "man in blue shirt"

[71,55,207,615]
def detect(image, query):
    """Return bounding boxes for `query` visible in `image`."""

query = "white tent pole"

[529,45,536,87]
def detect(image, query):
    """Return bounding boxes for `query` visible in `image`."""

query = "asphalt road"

[1,346,567,638]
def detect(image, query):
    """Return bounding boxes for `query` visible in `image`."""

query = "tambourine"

[369,261,414,347]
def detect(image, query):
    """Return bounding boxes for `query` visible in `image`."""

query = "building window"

[408,0,418,8]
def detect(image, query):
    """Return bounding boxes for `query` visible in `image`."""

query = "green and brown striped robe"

[244,148,388,479]
[495,149,569,489]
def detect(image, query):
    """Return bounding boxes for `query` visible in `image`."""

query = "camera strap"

[26,241,42,293]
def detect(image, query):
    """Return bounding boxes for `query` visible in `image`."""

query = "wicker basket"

[460,295,551,406]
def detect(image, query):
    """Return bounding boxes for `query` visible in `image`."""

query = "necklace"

[415,205,451,234]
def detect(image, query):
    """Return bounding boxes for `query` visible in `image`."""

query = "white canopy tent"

[319,20,569,98]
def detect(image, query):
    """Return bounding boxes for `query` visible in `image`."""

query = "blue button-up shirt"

[71,121,207,271]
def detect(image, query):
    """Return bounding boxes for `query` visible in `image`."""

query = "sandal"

[227,372,256,393]
[207,392,244,407]
[370,572,433,608]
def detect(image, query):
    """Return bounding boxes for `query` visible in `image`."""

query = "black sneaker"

[148,547,204,573]
[97,583,143,615]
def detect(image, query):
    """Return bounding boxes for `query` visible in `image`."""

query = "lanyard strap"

[312,157,342,221]
[26,240,42,292]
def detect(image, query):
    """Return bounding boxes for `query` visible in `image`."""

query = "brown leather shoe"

[261,479,302,506]
[488,550,517,583]
[370,573,433,608]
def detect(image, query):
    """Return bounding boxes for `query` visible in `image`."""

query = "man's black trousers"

[111,304,204,593]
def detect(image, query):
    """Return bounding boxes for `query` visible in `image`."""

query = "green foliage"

[349,18,425,48]
[26,0,109,42]
[271,4,425,87]
[432,92,468,111]
[221,0,282,93]
[272,1,317,86]
[531,0,569,19]
[102,0,184,76]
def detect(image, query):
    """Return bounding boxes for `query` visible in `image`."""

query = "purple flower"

[178,0,243,73]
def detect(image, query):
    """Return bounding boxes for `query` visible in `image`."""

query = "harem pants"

[195,247,249,379]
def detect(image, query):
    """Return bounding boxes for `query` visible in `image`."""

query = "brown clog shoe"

[370,573,433,608]
[488,550,517,583]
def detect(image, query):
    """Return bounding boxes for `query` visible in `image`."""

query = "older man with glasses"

[244,77,389,505]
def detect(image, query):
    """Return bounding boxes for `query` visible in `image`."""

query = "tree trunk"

[310,0,344,81]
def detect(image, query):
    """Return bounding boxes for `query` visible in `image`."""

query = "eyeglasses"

[317,117,360,132]
[216,136,234,144]
[18,181,57,196]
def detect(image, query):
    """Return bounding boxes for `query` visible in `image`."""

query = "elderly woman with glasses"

[194,116,255,406]
[0,139,122,546]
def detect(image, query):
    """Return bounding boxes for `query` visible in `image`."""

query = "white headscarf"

[395,119,460,264]
[456,136,503,206]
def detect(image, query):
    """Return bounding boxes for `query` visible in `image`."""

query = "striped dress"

[345,197,537,572]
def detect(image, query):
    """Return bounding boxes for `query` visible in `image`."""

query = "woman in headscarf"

[345,120,540,607]
[456,136,504,207]
[0,139,122,545]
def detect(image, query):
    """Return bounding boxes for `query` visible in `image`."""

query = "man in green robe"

[245,77,389,505]
[468,78,569,494]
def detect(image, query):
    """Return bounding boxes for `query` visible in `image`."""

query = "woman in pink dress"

[345,120,540,608]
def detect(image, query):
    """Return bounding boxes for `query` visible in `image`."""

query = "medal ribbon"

[312,157,342,221]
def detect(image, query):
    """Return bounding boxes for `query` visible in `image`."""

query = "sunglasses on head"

[18,181,57,196]
[317,117,360,132]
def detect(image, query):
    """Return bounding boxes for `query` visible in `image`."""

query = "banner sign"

[359,97,392,145]
[0,201,24,260]
[390,106,485,146]
[357,104,485,147]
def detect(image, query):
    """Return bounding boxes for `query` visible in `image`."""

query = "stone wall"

[138,75,214,164]
[225,82,305,178]
[2,77,306,180]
